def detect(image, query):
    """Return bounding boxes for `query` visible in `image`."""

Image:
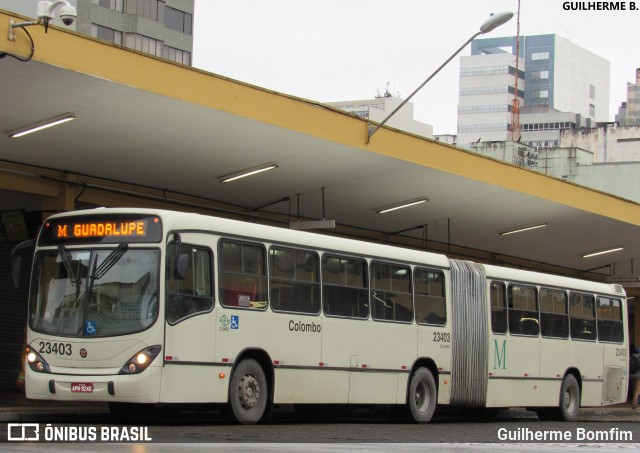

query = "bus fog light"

[119,345,161,375]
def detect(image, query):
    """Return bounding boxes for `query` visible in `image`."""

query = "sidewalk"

[1,389,639,423]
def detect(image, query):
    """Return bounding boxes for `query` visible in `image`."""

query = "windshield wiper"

[90,243,128,281]
[58,245,82,287]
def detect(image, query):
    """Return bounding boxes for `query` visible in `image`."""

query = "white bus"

[24,208,629,423]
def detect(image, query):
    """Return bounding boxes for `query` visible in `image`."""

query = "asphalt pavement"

[1,389,639,423]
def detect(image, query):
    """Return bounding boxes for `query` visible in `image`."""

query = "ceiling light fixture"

[499,223,547,236]
[9,114,76,138]
[582,247,624,259]
[377,197,428,214]
[219,163,278,183]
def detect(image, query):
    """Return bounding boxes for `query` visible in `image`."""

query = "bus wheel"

[229,358,268,424]
[559,374,580,422]
[407,367,437,423]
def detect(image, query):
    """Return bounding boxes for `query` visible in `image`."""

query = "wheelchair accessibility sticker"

[85,321,97,336]
[219,315,239,332]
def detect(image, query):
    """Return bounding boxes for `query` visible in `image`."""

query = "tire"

[407,367,437,423]
[559,374,580,422]
[228,358,269,424]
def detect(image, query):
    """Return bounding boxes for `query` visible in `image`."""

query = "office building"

[0,0,194,65]
[457,34,609,148]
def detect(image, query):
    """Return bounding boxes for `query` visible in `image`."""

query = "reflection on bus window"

[415,268,446,326]
[371,262,412,323]
[490,281,507,334]
[219,240,268,309]
[569,292,596,341]
[540,288,568,339]
[596,297,623,343]
[323,255,368,319]
[269,247,320,314]
[29,248,159,337]
[508,284,539,336]
[166,243,214,324]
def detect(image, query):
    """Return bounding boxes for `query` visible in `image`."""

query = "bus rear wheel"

[228,358,269,424]
[407,367,437,423]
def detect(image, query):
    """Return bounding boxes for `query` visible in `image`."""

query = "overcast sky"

[192,0,639,135]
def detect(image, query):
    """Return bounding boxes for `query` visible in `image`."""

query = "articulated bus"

[24,208,629,423]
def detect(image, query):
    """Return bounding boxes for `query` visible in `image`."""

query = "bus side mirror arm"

[11,239,36,289]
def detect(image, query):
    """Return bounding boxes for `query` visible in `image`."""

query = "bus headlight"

[26,346,50,373]
[119,345,161,375]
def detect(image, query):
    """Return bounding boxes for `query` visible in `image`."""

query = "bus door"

[597,296,627,404]
[160,235,217,403]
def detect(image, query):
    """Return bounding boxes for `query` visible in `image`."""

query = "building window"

[162,45,191,65]
[458,123,509,133]
[126,0,164,22]
[589,103,596,117]
[98,0,124,12]
[590,84,596,100]
[531,90,549,99]
[531,51,550,60]
[458,104,511,115]
[91,24,123,45]
[124,33,163,57]
[531,70,549,80]
[165,6,193,35]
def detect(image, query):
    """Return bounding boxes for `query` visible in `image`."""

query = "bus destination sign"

[39,214,163,245]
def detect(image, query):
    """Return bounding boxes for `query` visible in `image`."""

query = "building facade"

[617,68,640,126]
[457,34,610,148]
[0,0,194,65]
[327,92,433,138]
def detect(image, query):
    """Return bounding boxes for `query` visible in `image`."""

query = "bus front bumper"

[25,366,162,403]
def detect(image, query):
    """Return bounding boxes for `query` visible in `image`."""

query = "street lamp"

[366,11,514,143]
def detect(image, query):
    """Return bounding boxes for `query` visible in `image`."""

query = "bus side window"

[490,281,507,334]
[596,297,623,343]
[569,292,597,341]
[414,268,446,326]
[322,255,368,319]
[508,284,539,336]
[219,240,268,310]
[166,243,214,324]
[270,247,320,315]
[540,288,568,339]
[371,262,413,323]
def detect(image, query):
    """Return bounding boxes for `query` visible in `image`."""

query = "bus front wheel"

[559,374,580,422]
[407,367,437,423]
[228,358,269,424]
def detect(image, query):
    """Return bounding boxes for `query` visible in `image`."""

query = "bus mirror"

[12,256,21,289]
[11,239,35,289]
[174,253,189,280]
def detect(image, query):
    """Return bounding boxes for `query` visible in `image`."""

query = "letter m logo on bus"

[493,339,507,370]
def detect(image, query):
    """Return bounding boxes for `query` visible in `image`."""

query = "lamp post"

[366,11,514,143]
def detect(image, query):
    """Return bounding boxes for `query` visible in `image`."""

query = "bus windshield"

[29,247,160,337]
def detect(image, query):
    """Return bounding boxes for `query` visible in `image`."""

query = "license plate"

[71,382,94,393]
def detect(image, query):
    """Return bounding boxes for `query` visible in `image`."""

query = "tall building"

[457,34,610,148]
[0,0,194,65]
[617,68,640,125]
